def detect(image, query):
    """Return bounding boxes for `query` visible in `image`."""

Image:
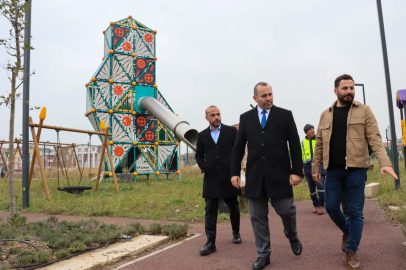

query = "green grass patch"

[366,162,406,230]
[3,165,404,232]
[0,167,207,221]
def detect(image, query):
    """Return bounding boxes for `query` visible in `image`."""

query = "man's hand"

[380,166,398,179]
[231,176,241,189]
[312,173,321,183]
[290,174,301,186]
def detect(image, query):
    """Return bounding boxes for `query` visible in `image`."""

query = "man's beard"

[338,93,354,105]
[210,120,221,127]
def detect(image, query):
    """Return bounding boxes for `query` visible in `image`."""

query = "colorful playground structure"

[85,16,197,181]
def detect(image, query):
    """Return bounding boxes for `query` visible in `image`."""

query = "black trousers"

[204,197,240,243]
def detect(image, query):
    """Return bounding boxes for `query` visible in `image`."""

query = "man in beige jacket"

[312,74,397,270]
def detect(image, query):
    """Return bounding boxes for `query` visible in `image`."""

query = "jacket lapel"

[251,107,262,129]
[216,124,227,144]
[205,127,216,145]
[263,106,278,129]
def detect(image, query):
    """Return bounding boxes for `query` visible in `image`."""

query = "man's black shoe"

[252,256,270,270]
[290,238,302,256]
[199,242,216,255]
[233,233,242,244]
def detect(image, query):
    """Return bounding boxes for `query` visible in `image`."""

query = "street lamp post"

[354,84,366,105]
[22,0,32,208]
[376,0,400,189]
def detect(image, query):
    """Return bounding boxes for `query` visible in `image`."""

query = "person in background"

[301,124,326,215]
[195,105,242,256]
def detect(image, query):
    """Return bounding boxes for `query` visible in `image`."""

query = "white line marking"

[115,233,201,269]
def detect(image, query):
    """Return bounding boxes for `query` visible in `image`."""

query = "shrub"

[88,219,101,228]
[54,237,71,248]
[69,241,87,253]
[39,232,59,245]
[129,222,144,234]
[55,249,69,259]
[162,223,188,239]
[1,228,17,240]
[17,250,34,265]
[95,235,107,244]
[107,230,120,241]
[83,236,94,247]
[108,224,117,230]
[34,221,45,228]
[34,250,50,263]
[59,220,69,226]
[8,247,19,255]
[0,263,11,270]
[46,216,58,225]
[9,213,27,227]
[149,223,162,233]
[123,226,137,235]
[72,232,85,242]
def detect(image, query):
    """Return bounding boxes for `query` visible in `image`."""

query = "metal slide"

[138,97,198,151]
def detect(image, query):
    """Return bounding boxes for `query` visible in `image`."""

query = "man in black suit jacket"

[231,82,303,270]
[196,105,242,256]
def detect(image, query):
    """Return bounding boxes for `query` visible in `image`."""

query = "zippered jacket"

[312,100,391,173]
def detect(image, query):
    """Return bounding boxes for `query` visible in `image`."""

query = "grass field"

[0,164,405,228]
[366,162,406,227]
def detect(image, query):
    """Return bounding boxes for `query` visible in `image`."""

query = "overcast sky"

[1,0,405,152]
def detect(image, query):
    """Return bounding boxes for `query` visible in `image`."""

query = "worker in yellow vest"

[301,124,326,215]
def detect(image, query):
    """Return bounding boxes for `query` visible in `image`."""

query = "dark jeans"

[342,191,365,219]
[325,169,367,252]
[205,197,240,243]
[305,174,325,207]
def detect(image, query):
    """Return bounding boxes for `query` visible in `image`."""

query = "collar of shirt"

[257,106,271,123]
[210,124,221,144]
[210,124,221,132]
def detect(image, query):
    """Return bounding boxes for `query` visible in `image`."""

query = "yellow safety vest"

[301,138,316,163]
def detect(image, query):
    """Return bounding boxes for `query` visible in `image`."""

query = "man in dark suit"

[196,105,242,256]
[231,82,303,270]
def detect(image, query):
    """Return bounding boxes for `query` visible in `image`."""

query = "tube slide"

[138,97,198,151]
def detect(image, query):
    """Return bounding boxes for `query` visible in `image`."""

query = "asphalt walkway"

[120,200,406,270]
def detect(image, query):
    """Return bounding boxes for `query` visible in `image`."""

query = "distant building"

[75,144,103,168]
[6,143,104,171]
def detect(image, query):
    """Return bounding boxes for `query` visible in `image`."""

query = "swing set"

[28,107,118,200]
[0,139,78,182]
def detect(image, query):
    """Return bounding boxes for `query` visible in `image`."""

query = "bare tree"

[0,0,35,216]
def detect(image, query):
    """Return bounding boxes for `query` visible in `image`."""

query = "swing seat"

[57,186,92,194]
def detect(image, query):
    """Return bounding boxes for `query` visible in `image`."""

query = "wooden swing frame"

[0,139,77,182]
[28,112,117,200]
